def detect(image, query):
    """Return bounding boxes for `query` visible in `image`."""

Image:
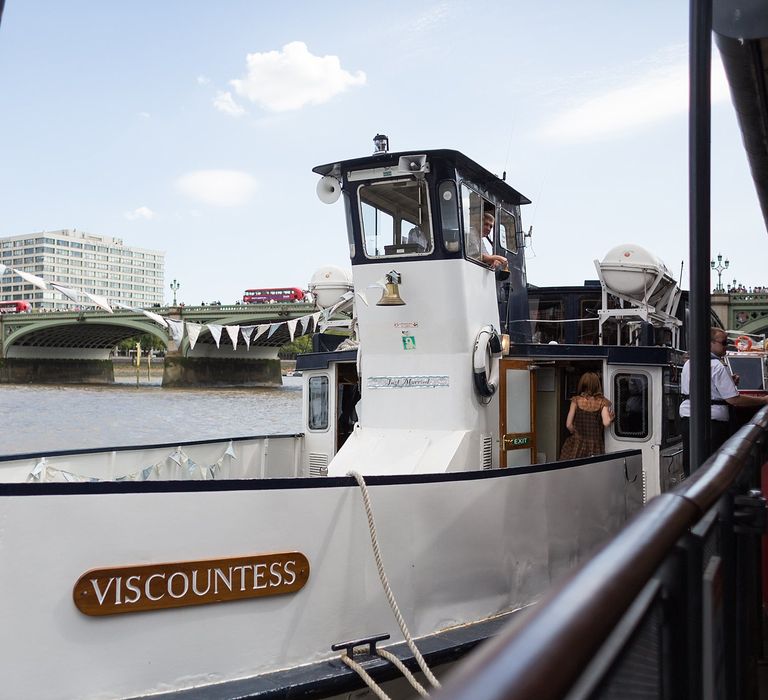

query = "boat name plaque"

[73,552,310,616]
[367,375,449,389]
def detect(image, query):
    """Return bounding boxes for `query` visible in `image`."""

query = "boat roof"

[313,149,531,206]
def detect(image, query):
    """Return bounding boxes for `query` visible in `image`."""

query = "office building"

[0,229,165,309]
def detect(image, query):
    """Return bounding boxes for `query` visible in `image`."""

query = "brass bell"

[377,270,406,306]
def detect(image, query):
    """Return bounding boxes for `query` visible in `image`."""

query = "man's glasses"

[712,339,726,346]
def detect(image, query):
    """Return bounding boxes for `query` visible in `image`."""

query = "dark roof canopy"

[313,149,531,206]
[715,0,768,231]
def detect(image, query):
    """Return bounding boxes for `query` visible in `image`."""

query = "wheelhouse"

[314,149,533,342]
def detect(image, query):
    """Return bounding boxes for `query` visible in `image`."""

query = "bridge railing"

[436,406,768,700]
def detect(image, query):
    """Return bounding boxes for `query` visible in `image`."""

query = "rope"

[340,654,391,700]
[347,470,441,689]
[377,648,430,697]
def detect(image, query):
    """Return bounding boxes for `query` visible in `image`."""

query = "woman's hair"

[578,371,603,397]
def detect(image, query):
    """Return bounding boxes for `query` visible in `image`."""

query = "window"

[614,373,650,439]
[461,184,494,264]
[358,178,432,258]
[308,376,329,430]
[578,298,601,344]
[498,209,517,252]
[529,298,564,343]
[438,181,460,252]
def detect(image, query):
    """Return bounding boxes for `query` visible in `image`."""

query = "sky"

[0,1,764,305]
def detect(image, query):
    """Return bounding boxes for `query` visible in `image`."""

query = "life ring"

[736,335,753,351]
[472,326,502,398]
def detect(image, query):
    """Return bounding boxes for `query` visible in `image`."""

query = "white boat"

[0,142,690,699]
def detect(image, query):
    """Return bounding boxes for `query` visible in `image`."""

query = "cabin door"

[499,359,537,466]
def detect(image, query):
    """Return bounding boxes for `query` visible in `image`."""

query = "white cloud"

[176,170,258,207]
[137,111,150,119]
[537,49,730,142]
[125,206,155,221]
[197,75,211,85]
[229,41,366,112]
[213,91,246,117]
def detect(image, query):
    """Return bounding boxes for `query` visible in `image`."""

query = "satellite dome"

[309,266,353,308]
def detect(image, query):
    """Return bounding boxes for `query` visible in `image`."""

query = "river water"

[1,376,304,456]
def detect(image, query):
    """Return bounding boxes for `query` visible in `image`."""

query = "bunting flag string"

[24,442,239,483]
[0,264,351,351]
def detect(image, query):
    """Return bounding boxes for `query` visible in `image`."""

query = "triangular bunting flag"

[116,302,143,312]
[0,263,7,277]
[225,325,240,350]
[50,283,80,303]
[267,322,281,339]
[240,326,256,350]
[286,319,298,342]
[166,318,185,344]
[208,324,223,348]
[141,309,168,327]
[82,290,113,313]
[14,268,48,290]
[254,324,269,340]
[186,322,202,351]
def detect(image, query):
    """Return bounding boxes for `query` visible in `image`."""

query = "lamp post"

[710,253,729,292]
[170,278,180,306]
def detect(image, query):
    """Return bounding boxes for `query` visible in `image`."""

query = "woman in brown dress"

[560,372,614,460]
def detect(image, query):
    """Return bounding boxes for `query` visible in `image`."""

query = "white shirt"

[679,355,738,422]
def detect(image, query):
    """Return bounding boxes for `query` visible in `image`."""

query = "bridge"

[0,303,317,386]
[712,290,768,339]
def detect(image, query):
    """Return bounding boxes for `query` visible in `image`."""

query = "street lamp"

[170,278,180,306]
[710,253,729,292]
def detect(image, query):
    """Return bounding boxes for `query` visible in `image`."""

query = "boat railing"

[0,433,306,483]
[435,405,768,700]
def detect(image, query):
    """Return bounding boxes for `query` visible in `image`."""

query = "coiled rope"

[347,470,441,690]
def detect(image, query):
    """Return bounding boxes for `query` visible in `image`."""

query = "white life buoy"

[472,326,502,398]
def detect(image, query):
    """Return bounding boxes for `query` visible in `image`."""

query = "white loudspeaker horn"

[316,175,341,204]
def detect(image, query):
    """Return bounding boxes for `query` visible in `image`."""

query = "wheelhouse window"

[358,179,433,258]
[438,181,460,252]
[461,185,494,264]
[498,208,517,253]
[614,373,649,439]
[308,376,329,431]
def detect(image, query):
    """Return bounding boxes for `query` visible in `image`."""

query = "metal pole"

[689,0,713,473]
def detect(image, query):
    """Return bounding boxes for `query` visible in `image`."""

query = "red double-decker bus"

[0,300,31,313]
[242,287,305,304]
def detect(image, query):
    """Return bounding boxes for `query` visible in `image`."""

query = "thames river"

[0,376,304,456]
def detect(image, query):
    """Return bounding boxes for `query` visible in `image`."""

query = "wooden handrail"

[436,407,768,700]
